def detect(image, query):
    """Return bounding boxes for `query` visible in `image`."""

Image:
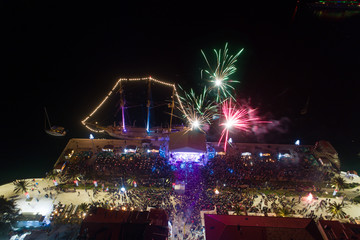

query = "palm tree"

[83,169,101,183]
[126,175,137,186]
[277,206,291,217]
[332,176,346,192]
[61,166,79,182]
[46,170,59,181]
[164,178,171,187]
[0,195,19,222]
[233,204,246,216]
[78,203,89,218]
[13,180,31,195]
[326,202,347,219]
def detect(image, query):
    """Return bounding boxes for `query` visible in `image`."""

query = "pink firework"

[218,99,270,152]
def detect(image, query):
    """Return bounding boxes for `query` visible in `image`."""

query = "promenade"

[2,171,360,239]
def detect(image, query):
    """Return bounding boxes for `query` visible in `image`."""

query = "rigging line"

[124,104,145,109]
[44,107,51,128]
[119,103,168,111]
[150,103,169,108]
[44,109,47,129]
[81,76,178,129]
[81,78,122,124]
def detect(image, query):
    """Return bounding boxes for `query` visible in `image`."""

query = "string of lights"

[81,76,183,132]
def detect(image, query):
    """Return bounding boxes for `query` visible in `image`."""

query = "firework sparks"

[177,86,217,132]
[218,99,270,152]
[201,43,244,102]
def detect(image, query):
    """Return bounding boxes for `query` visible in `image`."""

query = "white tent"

[168,130,206,153]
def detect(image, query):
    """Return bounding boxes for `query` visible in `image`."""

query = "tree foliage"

[0,195,19,222]
[13,180,31,194]
[327,202,347,219]
[277,206,291,217]
[332,176,346,191]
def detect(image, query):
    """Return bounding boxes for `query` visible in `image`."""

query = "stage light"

[295,140,300,145]
[214,189,220,195]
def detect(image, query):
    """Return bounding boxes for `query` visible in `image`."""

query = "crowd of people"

[63,149,172,184]
[204,147,334,191]
[57,145,347,239]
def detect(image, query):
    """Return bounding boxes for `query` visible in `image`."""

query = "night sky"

[1,1,360,183]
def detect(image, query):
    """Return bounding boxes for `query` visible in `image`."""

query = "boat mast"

[44,107,52,128]
[146,78,151,133]
[119,80,126,132]
[169,87,175,132]
[44,109,47,129]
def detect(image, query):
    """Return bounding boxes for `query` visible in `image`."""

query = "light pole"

[90,134,95,153]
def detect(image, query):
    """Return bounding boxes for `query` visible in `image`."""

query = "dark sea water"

[1,131,74,185]
[293,3,360,174]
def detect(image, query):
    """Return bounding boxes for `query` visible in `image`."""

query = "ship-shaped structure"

[308,0,360,10]
[308,0,360,19]
[81,77,185,140]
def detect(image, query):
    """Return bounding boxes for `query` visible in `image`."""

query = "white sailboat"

[44,107,66,137]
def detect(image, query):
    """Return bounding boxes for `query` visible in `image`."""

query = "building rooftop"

[204,214,323,240]
[318,220,360,240]
[79,208,168,240]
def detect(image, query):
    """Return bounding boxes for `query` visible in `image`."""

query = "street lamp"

[90,134,95,152]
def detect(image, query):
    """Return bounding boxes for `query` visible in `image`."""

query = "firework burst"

[218,99,270,152]
[177,86,217,132]
[201,43,244,102]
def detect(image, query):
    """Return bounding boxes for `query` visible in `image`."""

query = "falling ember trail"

[176,86,217,132]
[201,43,243,102]
[218,99,271,152]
